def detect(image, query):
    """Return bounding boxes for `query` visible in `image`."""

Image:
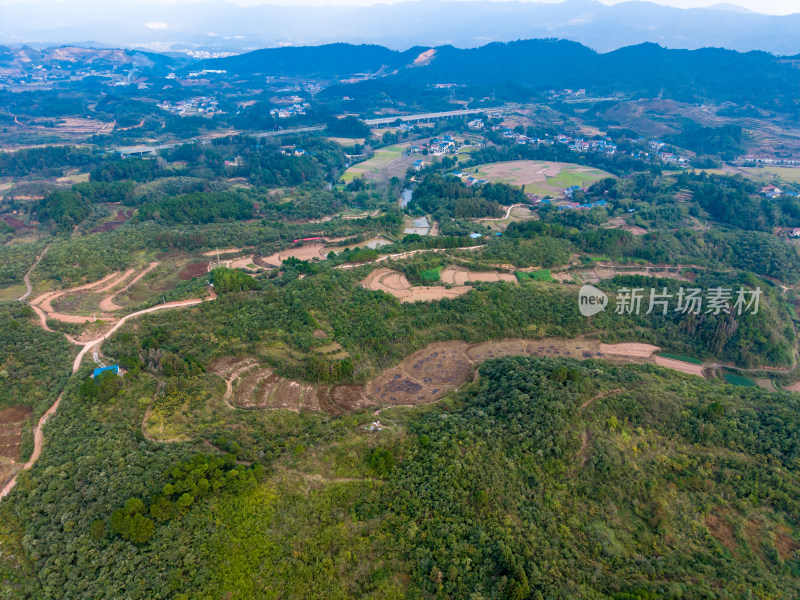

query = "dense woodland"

[2,355,799,598]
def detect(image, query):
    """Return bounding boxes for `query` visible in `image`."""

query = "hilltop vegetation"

[3,356,799,599]
[0,303,73,415]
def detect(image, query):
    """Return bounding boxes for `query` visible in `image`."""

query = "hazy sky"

[0,0,796,16]
[159,0,798,15]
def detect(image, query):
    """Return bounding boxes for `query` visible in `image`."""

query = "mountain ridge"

[1,0,800,55]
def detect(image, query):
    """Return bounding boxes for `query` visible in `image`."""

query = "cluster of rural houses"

[759,184,800,200]
[406,135,461,157]
[446,171,490,186]
[270,102,310,119]
[556,135,618,156]
[278,146,307,157]
[157,96,221,116]
[648,141,689,165]
[559,198,609,211]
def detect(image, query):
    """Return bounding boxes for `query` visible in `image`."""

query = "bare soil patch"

[0,406,32,461]
[0,406,33,424]
[774,527,800,561]
[470,338,605,362]
[215,336,720,416]
[202,248,241,256]
[178,262,210,280]
[2,216,32,229]
[90,209,132,234]
[551,264,690,286]
[262,243,331,266]
[361,268,471,302]
[755,378,777,392]
[405,342,473,388]
[705,513,738,553]
[329,385,372,413]
[440,267,516,285]
[653,355,705,377]
[600,343,660,358]
[602,217,648,236]
[211,357,258,379]
[253,372,282,407]
[367,368,434,405]
[233,367,276,408]
[270,380,312,411]
[227,255,259,270]
[219,357,374,414]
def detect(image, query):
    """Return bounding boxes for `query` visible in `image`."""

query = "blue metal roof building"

[92,365,119,379]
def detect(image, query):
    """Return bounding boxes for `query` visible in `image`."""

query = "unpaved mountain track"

[17,246,48,301]
[1,287,211,500]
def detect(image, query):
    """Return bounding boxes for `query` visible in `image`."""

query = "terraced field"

[209,338,701,416]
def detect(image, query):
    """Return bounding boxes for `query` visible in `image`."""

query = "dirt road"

[17,246,48,301]
[72,298,204,372]
[0,295,209,501]
[0,393,62,498]
[476,203,527,222]
[98,261,160,312]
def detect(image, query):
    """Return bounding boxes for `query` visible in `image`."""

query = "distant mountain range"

[1,0,800,56]
[209,39,800,114]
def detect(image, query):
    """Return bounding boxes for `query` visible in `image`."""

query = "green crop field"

[468,160,613,197]
[341,144,408,182]
[723,372,758,387]
[657,352,703,365]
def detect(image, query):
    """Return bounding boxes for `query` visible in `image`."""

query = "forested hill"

[211,39,800,112]
[209,43,424,77]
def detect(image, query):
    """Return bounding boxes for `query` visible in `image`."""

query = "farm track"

[1,275,213,500]
[475,203,528,222]
[7,248,798,499]
[17,245,48,301]
[99,261,160,312]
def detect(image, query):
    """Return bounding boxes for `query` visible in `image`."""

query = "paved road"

[365,108,498,126]
[115,107,510,156]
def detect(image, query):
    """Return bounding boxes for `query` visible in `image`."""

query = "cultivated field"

[210,357,372,415]
[439,267,516,285]
[602,216,648,236]
[738,166,800,184]
[361,267,472,302]
[478,204,538,232]
[341,144,412,183]
[209,336,709,417]
[468,160,614,196]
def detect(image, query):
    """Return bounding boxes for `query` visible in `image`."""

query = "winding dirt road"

[17,246,48,301]
[0,291,210,500]
[99,261,159,312]
[72,298,204,372]
[476,203,528,222]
